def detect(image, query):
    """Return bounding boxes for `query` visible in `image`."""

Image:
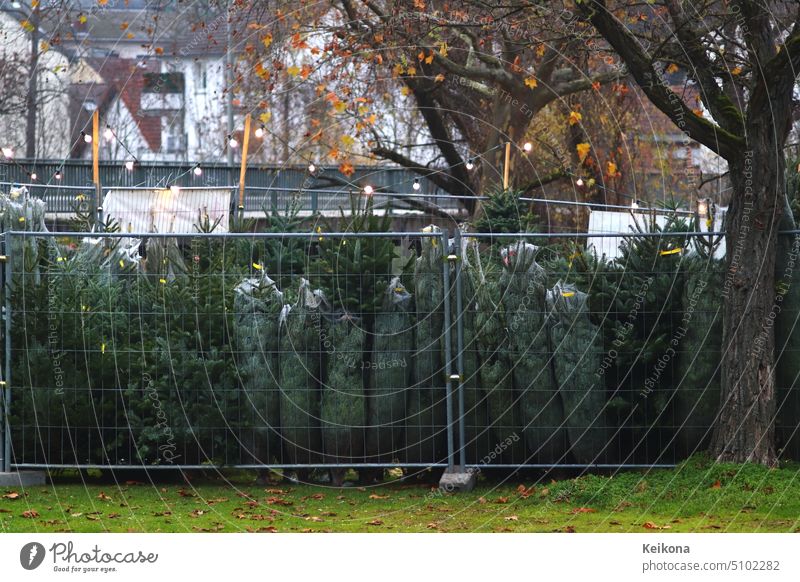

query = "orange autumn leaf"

[666,63,679,74]
[568,111,583,126]
[154,47,164,55]
[524,77,538,89]
[592,81,601,91]
[425,53,434,65]
[339,162,355,176]
[418,51,425,62]
[511,55,522,73]
[576,142,591,162]
[261,33,273,48]
[606,161,618,176]
[731,66,742,75]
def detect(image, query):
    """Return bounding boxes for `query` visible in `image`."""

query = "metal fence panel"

[4,228,800,472]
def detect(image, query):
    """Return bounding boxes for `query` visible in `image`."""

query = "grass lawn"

[2,456,799,533]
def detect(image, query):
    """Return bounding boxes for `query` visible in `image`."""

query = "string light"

[124,160,135,171]
[363,184,374,195]
[412,178,421,191]
[193,164,203,176]
[631,199,640,210]
[81,131,92,144]
[30,172,37,181]
[228,135,239,149]
[697,198,709,217]
[307,162,316,174]
[522,142,533,153]
[54,170,62,180]
[575,178,584,187]
[465,158,475,170]
[254,126,265,139]
[103,126,114,141]
[1,147,13,158]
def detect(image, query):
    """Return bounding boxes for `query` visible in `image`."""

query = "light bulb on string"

[104,126,114,141]
[363,184,374,196]
[254,126,265,139]
[193,165,203,177]
[81,131,92,144]
[54,170,62,180]
[307,162,316,174]
[522,142,533,153]
[1,147,13,158]
[631,199,640,210]
[228,135,238,149]
[125,160,135,171]
[30,172,37,181]
[576,178,584,187]
[412,178,421,191]
[465,158,474,170]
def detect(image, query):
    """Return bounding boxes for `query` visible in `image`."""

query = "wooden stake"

[92,110,101,226]
[503,141,511,190]
[238,113,252,212]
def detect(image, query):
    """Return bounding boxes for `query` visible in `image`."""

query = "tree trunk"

[709,143,783,466]
[25,8,40,159]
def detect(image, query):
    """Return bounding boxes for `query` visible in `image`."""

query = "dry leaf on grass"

[643,521,671,530]
[22,510,39,518]
[570,507,597,514]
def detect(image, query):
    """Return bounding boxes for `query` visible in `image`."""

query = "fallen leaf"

[70,513,83,518]
[22,510,39,518]
[494,497,509,504]
[478,497,487,504]
[266,497,293,506]
[265,488,288,495]
[366,519,384,526]
[710,480,722,489]
[643,521,671,530]
[97,492,112,501]
[178,489,195,497]
[563,525,576,533]
[189,510,205,518]
[2,492,20,500]
[504,515,519,521]
[571,507,597,514]
[369,494,389,500]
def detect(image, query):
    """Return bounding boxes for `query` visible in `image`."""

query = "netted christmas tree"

[313,196,398,478]
[279,279,325,465]
[233,272,284,467]
[592,209,690,462]
[547,281,607,463]
[500,241,566,463]
[407,226,448,464]
[367,277,413,463]
[464,239,524,463]
[320,313,365,483]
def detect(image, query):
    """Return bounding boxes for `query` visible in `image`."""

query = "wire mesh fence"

[2,226,800,473]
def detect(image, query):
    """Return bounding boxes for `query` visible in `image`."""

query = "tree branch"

[578,0,744,160]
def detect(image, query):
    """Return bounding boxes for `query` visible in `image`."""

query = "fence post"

[453,229,466,467]
[0,233,10,473]
[441,228,455,470]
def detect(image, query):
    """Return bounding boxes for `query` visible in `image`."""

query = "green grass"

[2,455,800,532]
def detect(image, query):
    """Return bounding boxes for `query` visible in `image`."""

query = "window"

[194,62,207,93]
